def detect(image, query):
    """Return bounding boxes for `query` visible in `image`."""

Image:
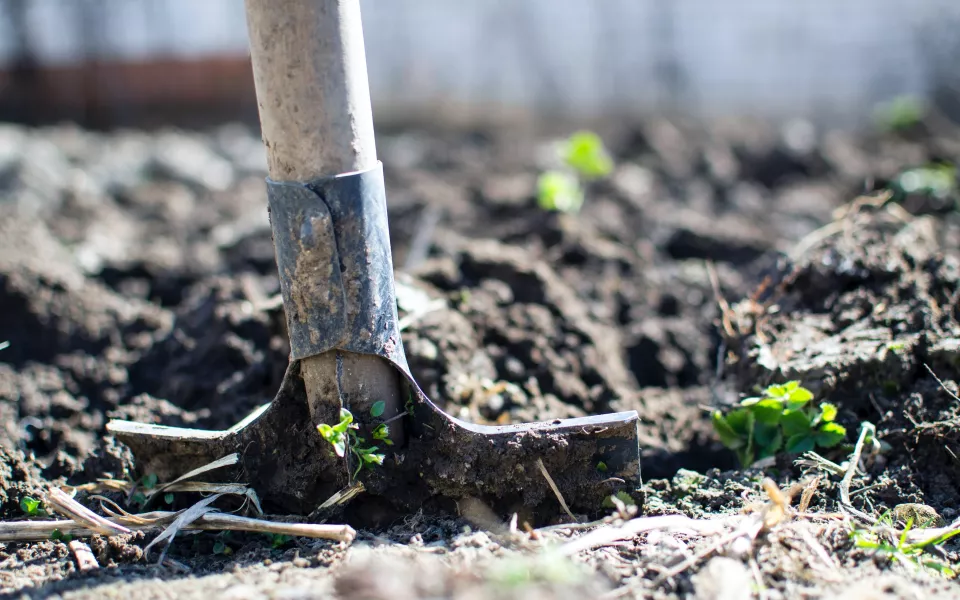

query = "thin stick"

[924,364,960,403]
[536,459,576,523]
[44,488,131,536]
[0,512,356,544]
[839,422,876,524]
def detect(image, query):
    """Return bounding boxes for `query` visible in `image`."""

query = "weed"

[537,131,613,214]
[20,496,44,517]
[851,514,960,577]
[713,381,847,467]
[318,408,386,479]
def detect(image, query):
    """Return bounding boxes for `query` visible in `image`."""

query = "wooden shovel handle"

[244,0,377,180]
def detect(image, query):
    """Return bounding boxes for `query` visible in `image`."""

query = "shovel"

[107,0,642,520]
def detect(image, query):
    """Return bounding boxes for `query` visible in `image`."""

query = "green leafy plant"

[712,381,847,466]
[20,496,43,517]
[852,514,960,577]
[537,131,613,214]
[318,408,385,479]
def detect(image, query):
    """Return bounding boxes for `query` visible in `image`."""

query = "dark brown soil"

[3,116,960,598]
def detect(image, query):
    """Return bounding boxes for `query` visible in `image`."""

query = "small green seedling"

[537,131,613,214]
[873,95,925,132]
[891,162,956,200]
[852,514,960,577]
[318,408,386,479]
[269,533,293,549]
[50,529,73,543]
[213,540,233,556]
[713,381,847,467]
[20,496,43,517]
[164,493,175,505]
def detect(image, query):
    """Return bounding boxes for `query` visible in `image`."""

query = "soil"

[2,115,960,598]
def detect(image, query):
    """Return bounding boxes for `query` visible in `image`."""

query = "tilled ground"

[2,116,960,598]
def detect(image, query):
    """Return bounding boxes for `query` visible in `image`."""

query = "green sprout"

[712,381,847,467]
[873,96,925,132]
[20,496,43,517]
[213,540,233,556]
[890,162,956,200]
[537,131,613,214]
[561,131,614,179]
[318,408,385,479]
[269,533,293,549]
[50,529,73,543]
[851,514,960,577]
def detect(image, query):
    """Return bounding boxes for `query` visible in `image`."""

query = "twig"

[536,459,576,523]
[68,540,100,572]
[145,494,223,563]
[798,476,821,514]
[558,515,736,556]
[44,488,131,536]
[151,453,239,499]
[839,422,876,524]
[924,364,960,403]
[0,511,356,544]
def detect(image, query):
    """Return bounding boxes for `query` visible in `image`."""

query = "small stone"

[692,556,753,600]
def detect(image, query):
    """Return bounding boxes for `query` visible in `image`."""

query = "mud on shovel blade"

[107,164,642,516]
[106,0,642,518]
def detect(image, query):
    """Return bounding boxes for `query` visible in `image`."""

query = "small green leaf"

[815,423,847,448]
[596,461,608,472]
[712,411,744,449]
[141,473,159,490]
[764,384,787,398]
[331,438,346,458]
[819,402,838,423]
[739,396,761,407]
[787,386,814,407]
[756,428,784,460]
[20,497,40,516]
[131,492,147,507]
[537,171,584,213]
[317,423,335,440]
[725,408,752,436]
[370,401,386,418]
[786,434,816,454]
[213,540,232,555]
[781,410,812,436]
[783,381,800,392]
[50,529,72,542]
[164,493,175,505]
[362,453,385,466]
[753,422,780,448]
[561,131,614,179]
[750,399,785,425]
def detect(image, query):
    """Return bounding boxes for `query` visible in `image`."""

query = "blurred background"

[2,0,960,129]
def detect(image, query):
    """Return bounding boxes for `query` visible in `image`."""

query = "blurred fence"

[1,0,959,127]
